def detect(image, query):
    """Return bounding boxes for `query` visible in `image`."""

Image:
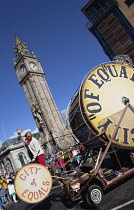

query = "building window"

[125,0,134,7]
[119,18,132,32]
[112,7,122,19]
[92,27,102,37]
[86,0,116,23]
[128,30,134,42]
[100,37,110,49]
[112,7,133,32]
[19,154,25,166]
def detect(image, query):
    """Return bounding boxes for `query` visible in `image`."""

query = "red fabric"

[36,154,45,166]
[25,140,30,146]
[55,163,60,168]
[79,146,86,151]
[58,157,69,168]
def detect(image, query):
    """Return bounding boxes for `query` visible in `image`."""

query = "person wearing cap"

[17,129,45,166]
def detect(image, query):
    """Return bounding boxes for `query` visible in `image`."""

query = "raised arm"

[17,128,25,143]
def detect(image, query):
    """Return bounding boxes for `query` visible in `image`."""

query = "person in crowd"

[58,150,70,171]
[0,198,3,210]
[55,161,61,173]
[6,175,18,203]
[69,149,76,170]
[10,174,15,183]
[17,129,45,166]
[71,149,80,167]
[79,144,86,152]
[0,183,8,206]
[0,177,3,186]
[2,175,11,203]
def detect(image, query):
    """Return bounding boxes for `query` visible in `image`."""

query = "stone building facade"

[0,132,42,174]
[0,139,29,174]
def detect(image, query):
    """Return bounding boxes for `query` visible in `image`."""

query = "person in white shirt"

[18,129,45,166]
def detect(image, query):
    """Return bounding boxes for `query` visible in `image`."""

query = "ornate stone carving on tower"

[13,36,75,153]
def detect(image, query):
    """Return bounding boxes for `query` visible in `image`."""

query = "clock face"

[20,65,27,75]
[29,62,37,71]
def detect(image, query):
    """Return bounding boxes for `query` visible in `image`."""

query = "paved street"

[4,175,134,210]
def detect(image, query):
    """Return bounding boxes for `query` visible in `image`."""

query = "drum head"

[14,163,52,203]
[79,62,134,149]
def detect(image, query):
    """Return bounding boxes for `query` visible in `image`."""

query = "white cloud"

[32,127,39,134]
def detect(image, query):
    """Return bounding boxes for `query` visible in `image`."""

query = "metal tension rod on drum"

[111,98,134,173]
[93,101,130,176]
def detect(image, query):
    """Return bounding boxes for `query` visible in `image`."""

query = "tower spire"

[13,36,29,58]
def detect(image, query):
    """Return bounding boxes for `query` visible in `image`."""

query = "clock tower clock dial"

[29,62,38,71]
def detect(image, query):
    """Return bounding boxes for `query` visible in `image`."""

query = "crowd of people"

[17,129,88,173]
[46,144,87,174]
[0,173,17,209]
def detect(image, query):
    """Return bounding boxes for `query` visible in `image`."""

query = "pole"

[1,124,7,140]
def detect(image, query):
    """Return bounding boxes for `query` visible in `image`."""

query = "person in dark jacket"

[0,183,7,205]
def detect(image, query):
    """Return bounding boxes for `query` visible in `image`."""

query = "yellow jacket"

[2,178,8,189]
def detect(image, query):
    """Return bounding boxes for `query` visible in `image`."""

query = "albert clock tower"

[13,36,74,152]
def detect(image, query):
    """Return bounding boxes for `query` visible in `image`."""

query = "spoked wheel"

[85,184,103,208]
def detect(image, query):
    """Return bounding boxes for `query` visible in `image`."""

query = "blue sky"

[0,0,108,142]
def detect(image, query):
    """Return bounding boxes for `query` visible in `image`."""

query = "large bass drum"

[69,61,134,150]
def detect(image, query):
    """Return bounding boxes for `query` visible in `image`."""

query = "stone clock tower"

[13,36,74,153]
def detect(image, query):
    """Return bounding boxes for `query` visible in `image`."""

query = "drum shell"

[69,92,104,149]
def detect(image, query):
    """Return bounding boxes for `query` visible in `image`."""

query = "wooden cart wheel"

[85,184,103,207]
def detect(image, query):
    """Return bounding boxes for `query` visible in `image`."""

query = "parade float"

[60,55,134,208]
[15,55,134,208]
